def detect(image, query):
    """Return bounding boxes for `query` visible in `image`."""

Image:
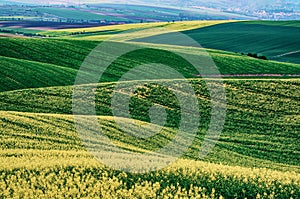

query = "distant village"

[226,7,300,20]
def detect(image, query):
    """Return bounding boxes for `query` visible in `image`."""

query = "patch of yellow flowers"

[0,156,299,199]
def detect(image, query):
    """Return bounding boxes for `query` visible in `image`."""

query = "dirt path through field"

[273,50,300,58]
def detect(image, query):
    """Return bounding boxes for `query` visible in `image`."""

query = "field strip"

[42,20,233,37]
[273,50,300,58]
[1,148,299,173]
[1,147,300,174]
[0,77,299,94]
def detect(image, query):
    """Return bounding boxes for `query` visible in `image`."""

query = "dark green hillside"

[0,38,299,85]
[0,38,99,69]
[183,21,300,64]
[244,21,300,28]
[0,56,78,92]
[0,37,299,94]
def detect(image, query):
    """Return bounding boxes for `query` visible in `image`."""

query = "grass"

[0,55,80,92]
[0,20,299,198]
[0,37,99,69]
[182,21,300,64]
[243,20,300,28]
[41,20,232,37]
[0,37,299,95]
[0,38,299,92]
[40,20,300,65]
[0,79,299,167]
[0,78,299,198]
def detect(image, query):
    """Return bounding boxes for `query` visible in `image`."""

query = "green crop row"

[0,79,298,167]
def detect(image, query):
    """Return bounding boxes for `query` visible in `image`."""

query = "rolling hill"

[0,56,80,92]
[0,78,299,198]
[0,20,299,198]
[0,79,299,167]
[0,38,98,69]
[134,21,300,64]
[183,21,300,64]
[0,37,299,92]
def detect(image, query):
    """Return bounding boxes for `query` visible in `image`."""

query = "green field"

[33,7,127,22]
[0,27,42,35]
[91,4,253,22]
[43,20,300,65]
[0,55,80,92]
[0,38,98,69]
[0,20,299,198]
[0,79,299,198]
[182,21,300,64]
[0,79,299,166]
[41,20,232,37]
[0,37,299,82]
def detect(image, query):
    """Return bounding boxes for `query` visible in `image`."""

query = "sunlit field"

[0,19,299,198]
